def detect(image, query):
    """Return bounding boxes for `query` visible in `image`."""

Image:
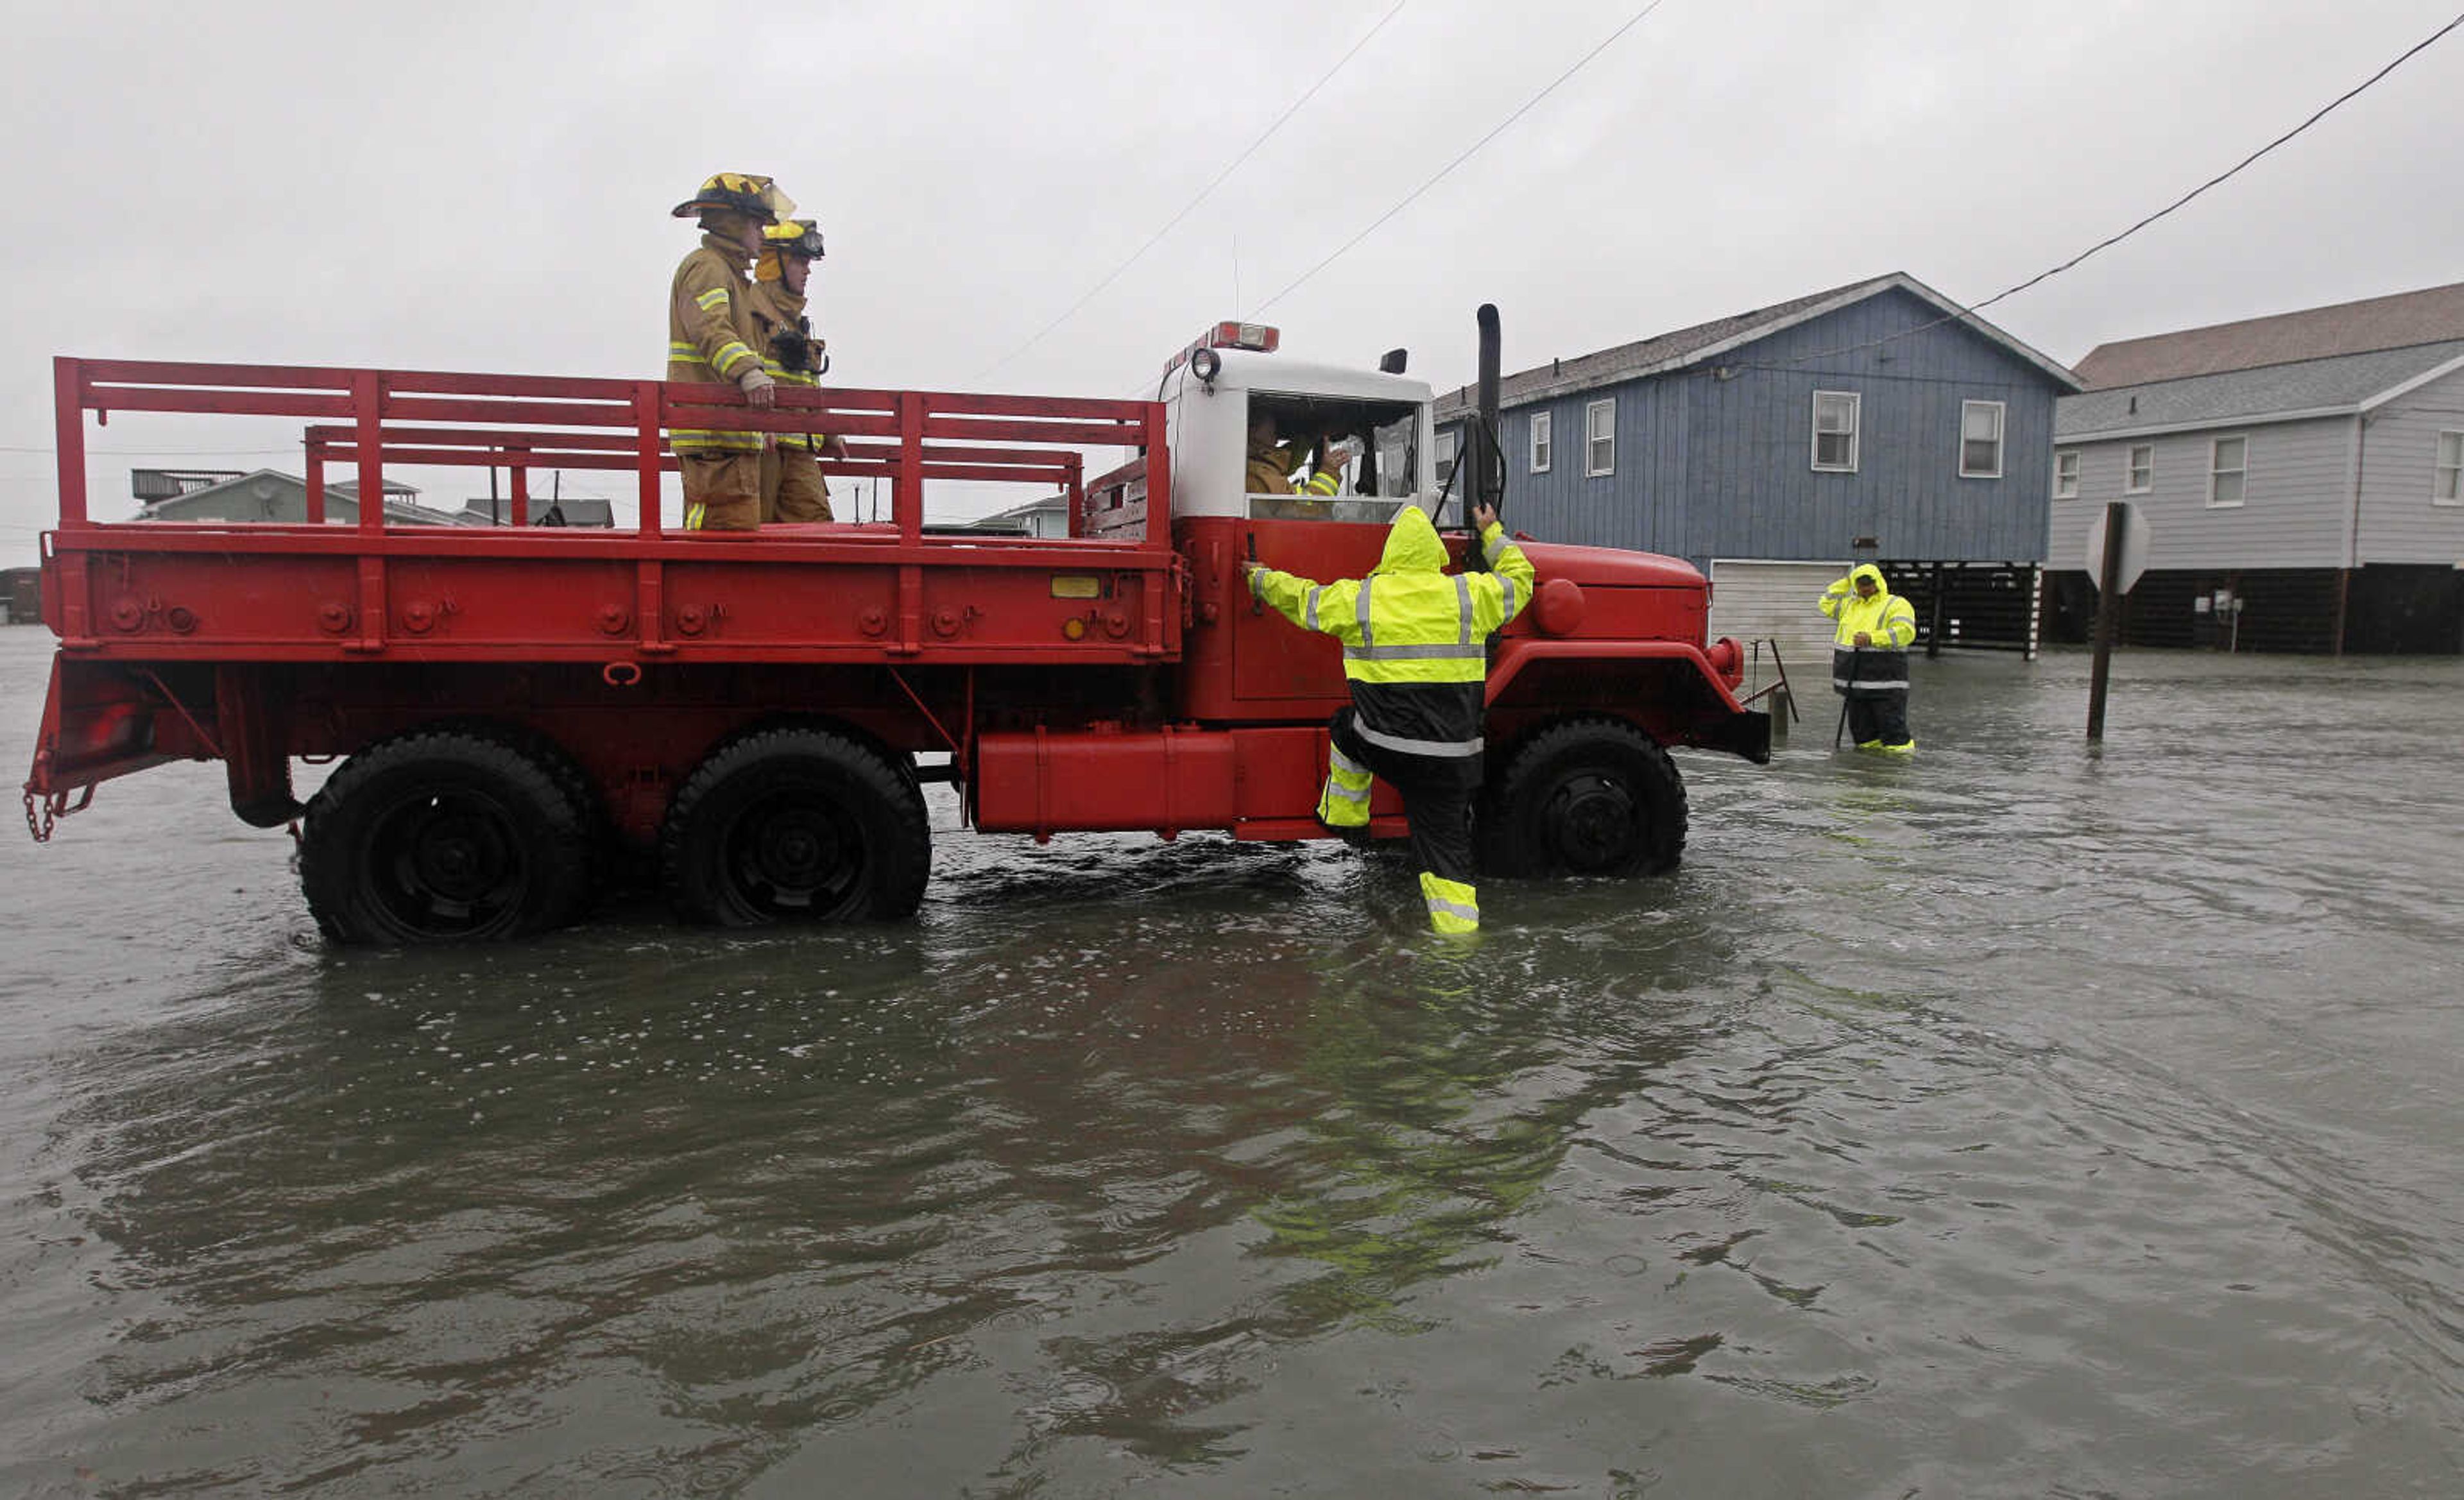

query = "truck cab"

[1088,321,1438,537]
[1084,320,1767,767]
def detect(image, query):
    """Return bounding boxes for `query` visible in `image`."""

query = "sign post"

[2085,500,2150,742]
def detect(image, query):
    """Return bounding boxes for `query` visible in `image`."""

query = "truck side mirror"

[1378,348,1408,375]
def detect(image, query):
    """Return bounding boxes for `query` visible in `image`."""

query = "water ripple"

[1,640,2461,1494]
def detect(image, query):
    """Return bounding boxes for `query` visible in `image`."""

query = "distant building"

[1,567,39,626]
[1435,271,2081,665]
[130,468,244,504]
[457,496,615,528]
[128,468,464,527]
[2051,280,2464,654]
[961,494,1070,538]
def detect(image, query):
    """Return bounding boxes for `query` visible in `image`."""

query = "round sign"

[2084,501,2152,594]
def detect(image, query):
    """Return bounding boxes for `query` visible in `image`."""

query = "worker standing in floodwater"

[1244,500,1534,934]
[667,172,788,531]
[1821,563,1918,755]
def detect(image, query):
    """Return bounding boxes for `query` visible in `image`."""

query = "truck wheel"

[426,718,613,909]
[300,730,594,944]
[660,728,930,926]
[1480,718,1687,878]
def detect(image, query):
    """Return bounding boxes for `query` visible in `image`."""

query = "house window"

[1585,398,1615,477]
[1960,400,2005,478]
[2053,448,2080,499]
[2209,434,2246,507]
[2126,443,2153,494]
[2436,431,2463,505]
[1811,391,1860,472]
[1529,411,1551,474]
[1435,428,1459,488]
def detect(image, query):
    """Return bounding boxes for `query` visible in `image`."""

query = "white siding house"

[2051,282,2464,654]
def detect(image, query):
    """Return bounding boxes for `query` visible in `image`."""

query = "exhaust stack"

[1476,303,1502,518]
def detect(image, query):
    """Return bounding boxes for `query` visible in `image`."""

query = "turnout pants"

[1321,707,1483,935]
[680,451,761,531]
[760,445,834,524]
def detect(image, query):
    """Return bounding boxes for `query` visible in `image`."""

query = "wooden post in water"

[2086,500,2128,742]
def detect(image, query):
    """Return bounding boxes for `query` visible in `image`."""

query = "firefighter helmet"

[762,218,826,260]
[671,172,792,224]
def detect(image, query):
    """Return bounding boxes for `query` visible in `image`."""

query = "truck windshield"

[1247,396,1422,522]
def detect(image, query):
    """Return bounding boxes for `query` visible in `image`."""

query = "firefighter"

[1245,411,1344,499]
[667,172,789,531]
[1820,563,1919,754]
[748,217,843,523]
[1244,499,1534,935]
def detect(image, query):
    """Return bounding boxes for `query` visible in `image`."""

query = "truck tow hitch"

[23,772,92,845]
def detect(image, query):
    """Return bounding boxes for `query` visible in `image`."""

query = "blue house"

[1435,273,2082,661]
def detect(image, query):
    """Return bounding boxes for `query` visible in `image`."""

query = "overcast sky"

[2,0,2458,543]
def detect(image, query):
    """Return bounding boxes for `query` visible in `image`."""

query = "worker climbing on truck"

[748,216,843,523]
[667,171,789,531]
[1244,497,1534,935]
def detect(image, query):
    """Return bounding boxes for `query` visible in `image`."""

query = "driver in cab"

[1247,411,1348,516]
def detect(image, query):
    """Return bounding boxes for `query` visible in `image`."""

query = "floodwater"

[0,625,2459,1499]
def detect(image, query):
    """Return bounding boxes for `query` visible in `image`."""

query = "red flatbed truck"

[21,312,1770,942]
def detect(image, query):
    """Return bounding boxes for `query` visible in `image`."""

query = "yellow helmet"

[670,172,794,224]
[762,218,825,260]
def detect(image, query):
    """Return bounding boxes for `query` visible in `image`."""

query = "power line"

[977,0,1412,378]
[1251,0,1672,318]
[0,445,307,457]
[1774,8,2464,368]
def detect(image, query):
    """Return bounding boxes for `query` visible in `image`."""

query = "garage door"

[1708,559,1845,697]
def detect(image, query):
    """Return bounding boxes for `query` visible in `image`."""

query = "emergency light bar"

[1205,321,1278,353]
[1163,321,1281,384]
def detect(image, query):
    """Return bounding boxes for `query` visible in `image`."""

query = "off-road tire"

[1479,717,1687,878]
[431,719,614,907]
[300,729,594,944]
[660,727,931,926]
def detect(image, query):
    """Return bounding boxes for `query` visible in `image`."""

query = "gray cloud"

[4,0,2458,541]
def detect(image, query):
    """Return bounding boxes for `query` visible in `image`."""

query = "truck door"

[1228,396,1428,708]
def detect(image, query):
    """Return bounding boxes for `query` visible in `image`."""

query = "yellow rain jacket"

[1819,563,1917,694]
[1249,506,1534,758]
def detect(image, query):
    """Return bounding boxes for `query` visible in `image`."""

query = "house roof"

[1435,271,2081,419]
[2073,279,2464,389]
[2055,338,2464,439]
